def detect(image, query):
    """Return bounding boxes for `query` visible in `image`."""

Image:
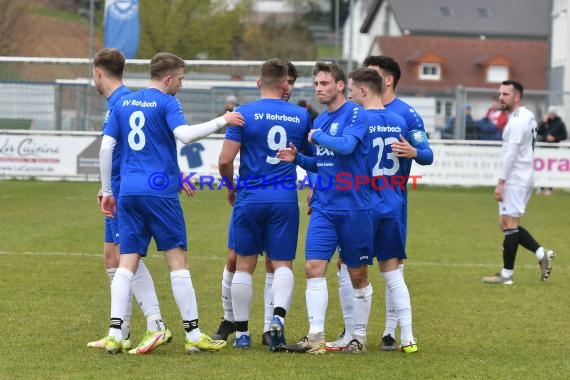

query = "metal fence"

[1,57,569,140]
[0,57,320,131]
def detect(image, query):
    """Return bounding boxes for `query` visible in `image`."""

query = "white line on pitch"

[0,250,563,271]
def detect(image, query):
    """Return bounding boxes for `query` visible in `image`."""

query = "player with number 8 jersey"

[100,52,244,354]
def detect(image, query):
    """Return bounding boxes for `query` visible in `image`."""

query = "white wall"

[551,0,570,123]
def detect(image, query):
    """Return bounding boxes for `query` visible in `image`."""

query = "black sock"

[235,321,248,333]
[503,229,519,270]
[518,226,540,253]
[273,307,287,319]
[109,317,123,330]
[183,319,199,333]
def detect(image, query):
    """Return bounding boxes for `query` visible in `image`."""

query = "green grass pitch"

[0,180,568,379]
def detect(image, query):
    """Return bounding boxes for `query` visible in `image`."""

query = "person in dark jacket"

[536,106,567,195]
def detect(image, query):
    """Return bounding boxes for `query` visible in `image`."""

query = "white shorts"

[498,184,532,217]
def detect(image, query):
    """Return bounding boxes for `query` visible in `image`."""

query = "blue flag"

[104,0,140,59]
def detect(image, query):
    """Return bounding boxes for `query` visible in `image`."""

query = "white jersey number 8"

[266,125,287,164]
[372,136,399,176]
[128,111,146,151]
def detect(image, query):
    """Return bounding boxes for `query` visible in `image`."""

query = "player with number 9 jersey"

[225,99,312,204]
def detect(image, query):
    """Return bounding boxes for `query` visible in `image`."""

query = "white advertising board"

[1,132,569,189]
[0,133,98,177]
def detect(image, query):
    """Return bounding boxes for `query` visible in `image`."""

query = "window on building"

[444,101,454,119]
[477,7,491,18]
[419,63,441,80]
[439,6,453,16]
[487,65,509,83]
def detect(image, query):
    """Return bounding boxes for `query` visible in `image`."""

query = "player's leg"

[261,254,274,346]
[129,259,170,354]
[515,186,555,280]
[340,210,373,353]
[152,197,225,354]
[376,218,416,353]
[265,202,299,351]
[213,214,237,341]
[88,219,132,349]
[231,202,265,349]
[106,252,141,354]
[283,209,336,354]
[329,257,355,350]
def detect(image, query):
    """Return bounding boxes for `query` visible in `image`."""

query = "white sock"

[382,269,414,344]
[108,268,134,340]
[352,283,373,341]
[106,268,131,337]
[232,271,253,325]
[170,270,201,340]
[306,277,328,335]
[338,264,355,339]
[272,267,294,320]
[222,266,235,321]
[383,263,403,338]
[535,246,545,260]
[501,268,514,278]
[131,260,164,331]
[263,273,274,332]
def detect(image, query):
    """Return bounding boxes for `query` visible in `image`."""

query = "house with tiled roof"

[343,0,553,136]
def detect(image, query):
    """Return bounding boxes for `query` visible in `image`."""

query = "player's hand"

[277,142,298,162]
[223,112,245,127]
[306,189,313,215]
[308,129,319,144]
[96,188,103,206]
[227,189,236,206]
[494,182,504,202]
[391,134,417,158]
[179,181,196,197]
[101,195,116,218]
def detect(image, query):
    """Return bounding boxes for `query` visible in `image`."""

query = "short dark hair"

[93,48,125,79]
[502,80,524,98]
[280,58,298,82]
[297,99,308,107]
[349,67,383,95]
[260,58,289,88]
[149,52,185,80]
[363,55,401,89]
[312,61,347,86]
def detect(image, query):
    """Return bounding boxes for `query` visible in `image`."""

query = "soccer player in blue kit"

[363,55,433,351]
[212,60,301,346]
[349,67,430,352]
[99,52,244,354]
[277,62,374,354]
[218,58,311,351]
[88,48,165,353]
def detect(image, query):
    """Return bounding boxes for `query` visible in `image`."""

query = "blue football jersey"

[225,98,311,203]
[103,85,131,196]
[104,88,188,198]
[384,97,425,179]
[366,108,408,219]
[311,100,371,211]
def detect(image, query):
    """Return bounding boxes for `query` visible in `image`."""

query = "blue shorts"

[232,202,299,261]
[373,217,407,261]
[104,217,120,245]
[306,208,373,268]
[118,196,187,256]
[227,210,235,250]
